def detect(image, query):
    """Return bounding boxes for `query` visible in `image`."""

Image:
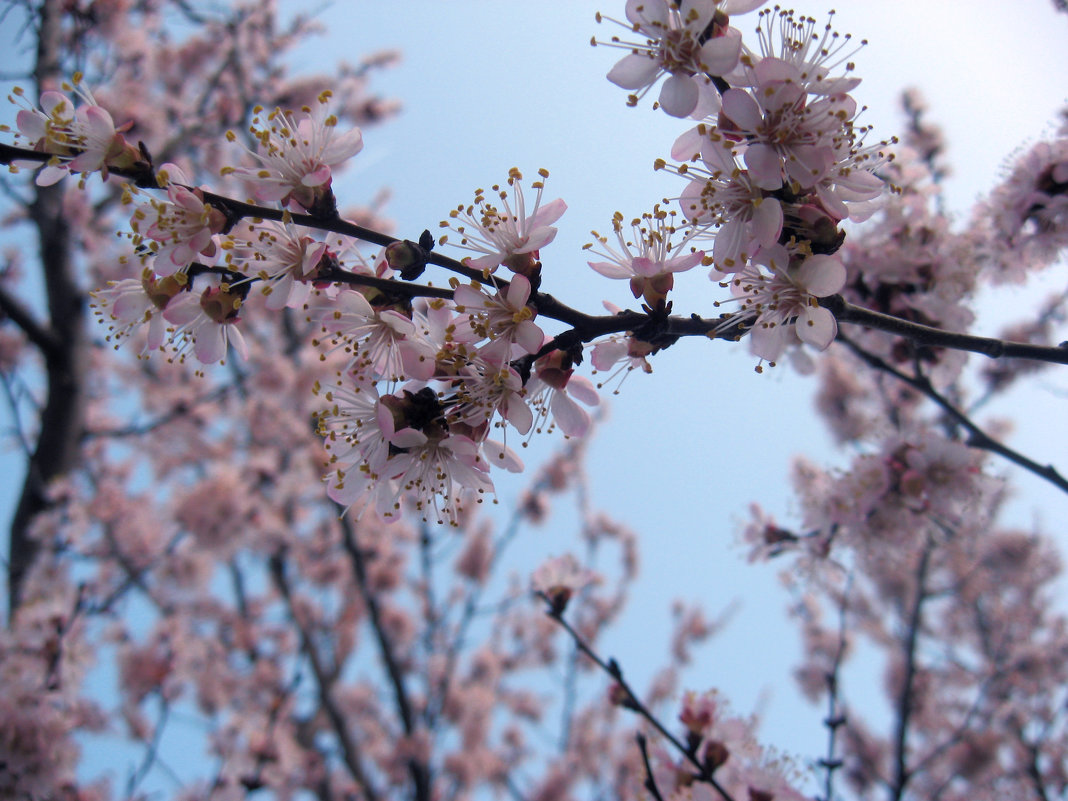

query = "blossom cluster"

[595,4,892,364]
[6,2,901,526]
[318,169,599,525]
[5,74,143,185]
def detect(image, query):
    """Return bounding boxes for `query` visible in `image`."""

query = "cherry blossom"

[161,277,249,364]
[130,164,228,274]
[595,0,764,118]
[724,247,846,361]
[439,168,566,276]
[8,77,140,184]
[531,553,600,614]
[452,274,545,361]
[585,205,705,308]
[223,219,328,310]
[222,91,364,211]
[89,265,184,353]
[314,287,438,382]
[526,348,601,437]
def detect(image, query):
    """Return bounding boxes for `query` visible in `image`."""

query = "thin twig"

[543,597,735,801]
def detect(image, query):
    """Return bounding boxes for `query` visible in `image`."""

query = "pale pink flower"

[664,141,783,273]
[223,91,364,210]
[440,168,566,275]
[317,382,396,476]
[453,274,544,362]
[449,357,534,435]
[526,349,600,437]
[982,137,1068,279]
[719,80,853,191]
[724,246,845,361]
[591,334,656,379]
[10,78,137,184]
[585,205,705,307]
[531,553,599,613]
[315,288,437,382]
[90,265,185,353]
[732,8,863,97]
[596,0,763,118]
[386,433,496,525]
[131,164,228,275]
[162,279,249,365]
[224,220,327,310]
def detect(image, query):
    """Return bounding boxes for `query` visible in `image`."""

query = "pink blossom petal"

[35,164,69,186]
[658,75,700,118]
[565,375,600,407]
[672,127,706,162]
[701,137,739,174]
[503,396,534,434]
[194,325,228,364]
[721,88,764,132]
[321,128,364,163]
[588,260,633,279]
[698,28,742,76]
[749,322,788,362]
[607,53,661,90]
[681,0,717,26]
[679,179,708,222]
[796,305,837,350]
[483,439,523,473]
[301,165,332,187]
[690,84,723,120]
[391,428,429,449]
[798,254,846,297]
[750,198,783,247]
[712,218,748,270]
[592,339,627,370]
[721,0,767,12]
[505,274,532,307]
[16,109,46,141]
[80,103,117,141]
[529,197,568,228]
[227,325,249,361]
[627,0,669,25]
[515,226,558,254]
[40,91,71,118]
[516,320,545,355]
[465,253,503,272]
[744,144,784,190]
[550,391,590,438]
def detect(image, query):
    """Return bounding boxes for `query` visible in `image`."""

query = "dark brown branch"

[544,597,736,801]
[839,335,1068,496]
[338,515,432,801]
[7,0,89,616]
[0,283,58,353]
[890,543,932,801]
[268,551,383,801]
[824,295,1068,367]
[8,142,1068,366]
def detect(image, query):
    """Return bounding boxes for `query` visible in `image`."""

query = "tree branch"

[824,295,1068,366]
[543,597,736,801]
[268,550,383,801]
[7,0,89,615]
[338,515,432,801]
[839,334,1068,496]
[0,283,58,353]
